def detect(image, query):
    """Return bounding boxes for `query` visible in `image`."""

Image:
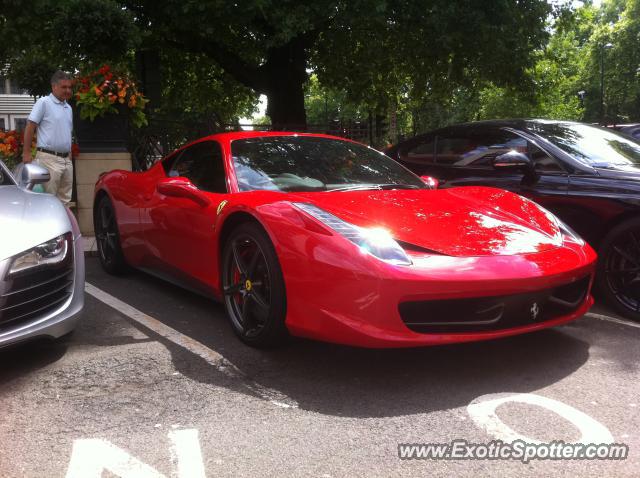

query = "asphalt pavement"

[0,257,638,477]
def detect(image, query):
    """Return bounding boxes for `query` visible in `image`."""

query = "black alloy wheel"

[597,218,640,322]
[221,223,288,347]
[94,195,128,275]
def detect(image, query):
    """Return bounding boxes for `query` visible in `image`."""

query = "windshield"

[0,160,16,186]
[231,136,426,192]
[528,121,640,171]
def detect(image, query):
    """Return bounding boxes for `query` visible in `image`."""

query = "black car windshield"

[528,121,640,171]
[231,136,425,192]
[0,160,16,186]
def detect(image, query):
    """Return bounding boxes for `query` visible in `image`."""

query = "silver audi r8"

[0,160,84,348]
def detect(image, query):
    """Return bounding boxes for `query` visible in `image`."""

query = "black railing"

[129,117,385,171]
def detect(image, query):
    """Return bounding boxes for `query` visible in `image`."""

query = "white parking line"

[85,282,298,408]
[585,312,640,329]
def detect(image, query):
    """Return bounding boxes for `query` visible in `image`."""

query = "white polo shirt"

[28,93,73,154]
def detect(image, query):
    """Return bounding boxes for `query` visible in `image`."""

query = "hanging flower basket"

[73,64,149,153]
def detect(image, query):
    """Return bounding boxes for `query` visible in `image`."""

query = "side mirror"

[16,163,50,190]
[419,175,439,189]
[156,177,211,207]
[492,151,532,171]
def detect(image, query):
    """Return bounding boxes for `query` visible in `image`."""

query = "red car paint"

[95,131,597,348]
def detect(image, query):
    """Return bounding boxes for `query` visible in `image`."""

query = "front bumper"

[279,234,597,348]
[0,233,85,348]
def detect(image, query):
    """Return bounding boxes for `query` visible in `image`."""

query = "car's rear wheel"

[596,217,640,321]
[221,223,288,347]
[94,195,128,275]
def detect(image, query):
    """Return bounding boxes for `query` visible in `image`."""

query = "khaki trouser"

[35,151,73,205]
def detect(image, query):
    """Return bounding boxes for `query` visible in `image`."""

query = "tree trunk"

[261,40,308,129]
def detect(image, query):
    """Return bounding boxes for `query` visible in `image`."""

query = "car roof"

[188,130,356,143]
[423,118,589,137]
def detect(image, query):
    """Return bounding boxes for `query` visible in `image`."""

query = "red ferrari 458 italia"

[94,132,596,348]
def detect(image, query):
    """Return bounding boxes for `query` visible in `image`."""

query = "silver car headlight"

[9,234,70,276]
[292,202,412,266]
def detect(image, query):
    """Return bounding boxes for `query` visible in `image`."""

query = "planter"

[73,104,129,153]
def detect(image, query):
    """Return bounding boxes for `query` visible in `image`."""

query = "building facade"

[0,76,34,131]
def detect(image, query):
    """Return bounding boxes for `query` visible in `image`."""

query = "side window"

[399,137,436,165]
[169,141,227,193]
[529,142,564,173]
[436,132,527,168]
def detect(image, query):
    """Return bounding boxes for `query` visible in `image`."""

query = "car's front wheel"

[221,222,288,347]
[94,195,128,275]
[596,217,640,321]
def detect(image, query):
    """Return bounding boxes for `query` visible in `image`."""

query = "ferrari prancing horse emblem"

[530,302,540,320]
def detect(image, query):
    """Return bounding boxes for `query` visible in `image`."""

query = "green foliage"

[1,0,140,96]
[305,75,365,125]
[474,0,639,127]
[6,0,638,136]
[156,49,258,125]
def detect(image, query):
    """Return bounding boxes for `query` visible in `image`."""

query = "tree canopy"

[2,0,637,140]
[1,0,551,129]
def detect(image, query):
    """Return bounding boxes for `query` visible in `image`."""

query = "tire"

[221,222,288,347]
[94,195,129,275]
[595,217,640,322]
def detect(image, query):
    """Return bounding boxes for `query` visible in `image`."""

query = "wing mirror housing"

[492,151,532,171]
[419,175,439,189]
[16,163,51,190]
[157,177,211,207]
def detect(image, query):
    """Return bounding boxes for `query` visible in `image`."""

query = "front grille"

[0,233,74,332]
[399,276,590,334]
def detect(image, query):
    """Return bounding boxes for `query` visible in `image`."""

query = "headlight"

[292,203,412,266]
[9,233,70,276]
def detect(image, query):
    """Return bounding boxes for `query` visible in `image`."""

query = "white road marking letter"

[65,439,165,478]
[467,393,614,445]
[65,429,206,478]
[169,429,206,478]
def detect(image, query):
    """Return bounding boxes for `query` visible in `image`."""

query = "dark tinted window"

[529,142,563,173]
[399,137,436,165]
[231,136,425,192]
[169,141,227,193]
[0,161,16,186]
[436,132,526,167]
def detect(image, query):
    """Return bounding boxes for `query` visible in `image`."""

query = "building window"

[13,118,28,131]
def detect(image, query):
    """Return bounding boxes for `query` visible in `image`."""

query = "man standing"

[22,70,74,205]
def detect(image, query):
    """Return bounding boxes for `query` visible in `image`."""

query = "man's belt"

[37,147,69,158]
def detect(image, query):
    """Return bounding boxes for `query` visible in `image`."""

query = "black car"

[385,119,640,321]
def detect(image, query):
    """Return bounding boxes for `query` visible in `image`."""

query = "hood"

[0,186,72,261]
[293,187,563,256]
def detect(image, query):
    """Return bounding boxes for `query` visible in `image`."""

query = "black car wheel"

[221,223,288,347]
[94,195,128,275]
[596,217,640,321]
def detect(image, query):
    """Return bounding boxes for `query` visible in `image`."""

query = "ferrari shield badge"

[217,200,228,216]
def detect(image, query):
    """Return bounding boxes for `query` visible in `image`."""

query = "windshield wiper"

[376,184,421,190]
[327,183,420,192]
